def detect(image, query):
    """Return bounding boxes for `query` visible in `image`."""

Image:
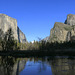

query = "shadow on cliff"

[0,56,15,75]
[0,28,19,51]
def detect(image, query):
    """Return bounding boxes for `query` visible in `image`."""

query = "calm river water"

[0,56,75,75]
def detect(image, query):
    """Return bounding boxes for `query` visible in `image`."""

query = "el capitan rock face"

[49,14,75,42]
[0,14,27,43]
[0,14,18,40]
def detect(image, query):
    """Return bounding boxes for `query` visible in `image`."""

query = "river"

[0,56,75,75]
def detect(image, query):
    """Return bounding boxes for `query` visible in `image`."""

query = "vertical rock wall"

[17,27,27,43]
[0,14,18,40]
[65,14,75,25]
[49,14,75,42]
[0,14,27,43]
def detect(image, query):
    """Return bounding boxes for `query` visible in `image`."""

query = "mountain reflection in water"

[0,56,26,75]
[0,56,75,75]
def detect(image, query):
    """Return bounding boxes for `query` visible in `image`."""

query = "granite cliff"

[49,14,75,42]
[0,14,27,43]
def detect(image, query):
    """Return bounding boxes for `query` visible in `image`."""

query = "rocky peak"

[49,14,75,43]
[65,14,75,25]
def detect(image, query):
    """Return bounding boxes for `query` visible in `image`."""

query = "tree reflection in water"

[0,56,16,75]
[25,57,75,75]
[37,58,47,73]
[1,56,75,75]
[0,56,28,75]
[49,57,75,75]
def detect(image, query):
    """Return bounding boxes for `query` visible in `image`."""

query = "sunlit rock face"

[0,14,27,43]
[49,22,70,42]
[0,14,18,40]
[65,14,75,25]
[49,14,75,42]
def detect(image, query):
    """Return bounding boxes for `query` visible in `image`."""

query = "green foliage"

[26,41,40,50]
[0,28,19,51]
[17,42,27,50]
[0,28,75,52]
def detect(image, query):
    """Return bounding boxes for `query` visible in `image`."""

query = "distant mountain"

[42,36,49,42]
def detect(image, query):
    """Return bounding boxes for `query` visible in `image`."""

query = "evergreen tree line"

[39,41,75,51]
[26,40,75,51]
[0,28,19,51]
[0,28,75,51]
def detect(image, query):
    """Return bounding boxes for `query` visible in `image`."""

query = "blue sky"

[0,0,75,42]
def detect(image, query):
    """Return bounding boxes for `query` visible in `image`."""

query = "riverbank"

[0,49,75,57]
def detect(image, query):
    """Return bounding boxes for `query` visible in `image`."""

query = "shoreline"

[0,50,75,57]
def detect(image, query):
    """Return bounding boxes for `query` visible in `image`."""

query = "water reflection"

[50,57,75,75]
[20,57,52,75]
[0,56,26,75]
[0,56,15,75]
[20,57,75,75]
[0,56,75,75]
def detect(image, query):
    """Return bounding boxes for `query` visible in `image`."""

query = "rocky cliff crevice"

[17,27,27,43]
